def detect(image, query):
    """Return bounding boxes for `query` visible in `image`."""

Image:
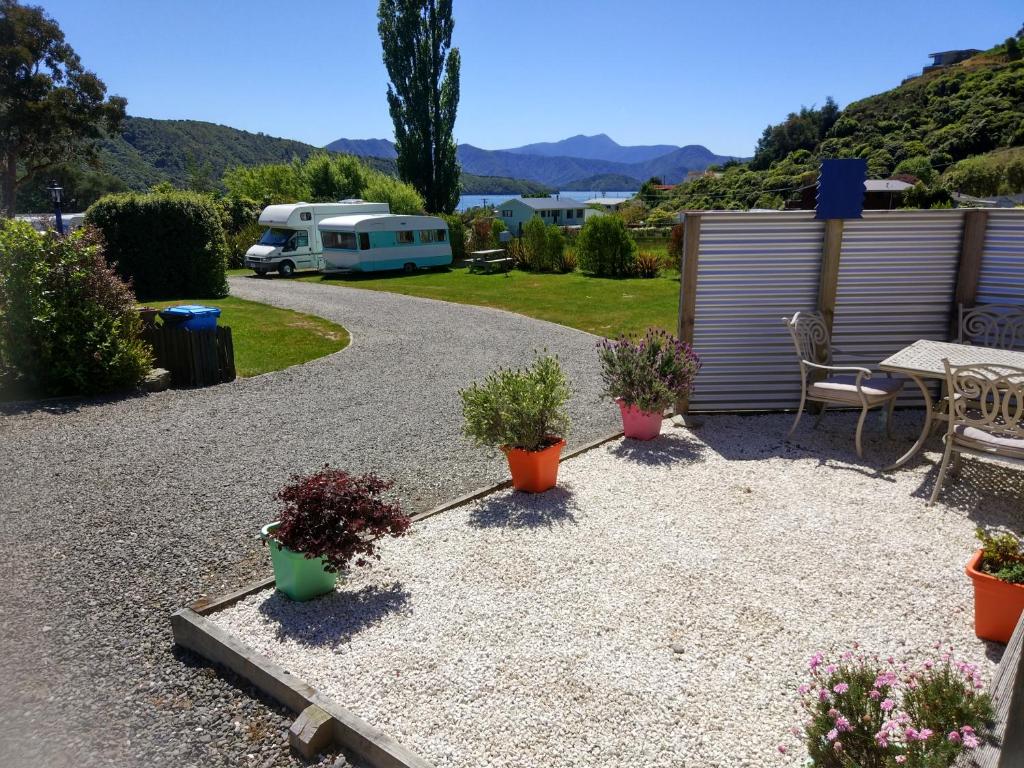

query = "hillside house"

[584,197,633,212]
[790,178,915,211]
[923,49,980,74]
[497,197,587,235]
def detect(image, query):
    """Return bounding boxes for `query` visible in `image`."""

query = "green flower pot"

[261,522,338,601]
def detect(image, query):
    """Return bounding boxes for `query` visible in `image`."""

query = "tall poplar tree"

[378,0,460,214]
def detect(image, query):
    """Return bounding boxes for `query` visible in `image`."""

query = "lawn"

[292,267,680,338]
[151,296,349,377]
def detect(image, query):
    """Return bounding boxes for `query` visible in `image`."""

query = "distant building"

[923,49,980,74]
[496,197,587,235]
[15,212,86,232]
[651,184,676,192]
[583,197,633,212]
[791,179,914,211]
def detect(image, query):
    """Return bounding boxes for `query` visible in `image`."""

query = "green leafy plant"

[785,648,992,767]
[441,213,466,261]
[271,466,411,573]
[597,329,700,413]
[0,220,151,398]
[85,191,228,300]
[460,354,570,451]
[976,527,1024,583]
[576,215,637,277]
[633,251,661,278]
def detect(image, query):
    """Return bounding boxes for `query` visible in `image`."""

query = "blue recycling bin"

[159,304,221,331]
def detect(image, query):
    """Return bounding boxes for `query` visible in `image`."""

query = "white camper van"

[244,200,390,276]
[319,214,452,273]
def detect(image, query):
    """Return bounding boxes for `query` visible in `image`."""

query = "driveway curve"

[0,276,619,768]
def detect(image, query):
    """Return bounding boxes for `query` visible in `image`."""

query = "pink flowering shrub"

[791,647,992,767]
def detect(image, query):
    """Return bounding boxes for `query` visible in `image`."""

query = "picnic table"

[466,249,512,273]
[879,339,1024,470]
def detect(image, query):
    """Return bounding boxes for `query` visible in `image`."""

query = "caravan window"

[359,233,370,250]
[396,230,414,244]
[300,212,312,221]
[258,228,293,246]
[323,231,357,250]
[436,229,446,241]
[419,230,436,243]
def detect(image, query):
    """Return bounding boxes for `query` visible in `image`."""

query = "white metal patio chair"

[784,311,903,458]
[958,303,1024,350]
[929,360,1024,506]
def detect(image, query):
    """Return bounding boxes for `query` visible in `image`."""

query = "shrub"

[441,214,466,261]
[86,192,228,301]
[597,329,700,413]
[460,354,570,451]
[225,220,264,269]
[633,251,661,278]
[785,649,992,767]
[576,215,637,277]
[667,223,684,264]
[976,527,1024,583]
[559,247,578,273]
[522,215,549,269]
[943,157,1004,197]
[271,466,411,573]
[362,169,426,214]
[469,217,496,251]
[0,221,152,398]
[545,224,567,272]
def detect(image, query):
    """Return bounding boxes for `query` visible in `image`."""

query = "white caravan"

[319,214,452,273]
[244,200,390,276]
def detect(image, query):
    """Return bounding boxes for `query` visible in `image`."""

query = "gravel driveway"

[0,276,618,768]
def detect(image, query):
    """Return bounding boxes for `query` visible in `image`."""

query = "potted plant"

[781,648,992,765]
[460,354,571,493]
[597,329,701,440]
[967,527,1024,643]
[261,466,411,601]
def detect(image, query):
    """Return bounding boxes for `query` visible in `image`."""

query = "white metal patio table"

[879,339,1024,470]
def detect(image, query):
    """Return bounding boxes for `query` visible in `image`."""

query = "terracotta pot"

[502,438,565,493]
[616,398,664,440]
[966,549,1024,644]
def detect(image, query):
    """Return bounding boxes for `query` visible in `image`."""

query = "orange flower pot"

[966,549,1024,644]
[502,438,566,493]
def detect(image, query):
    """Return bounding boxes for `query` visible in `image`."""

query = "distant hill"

[13,117,551,211]
[562,173,643,191]
[501,134,678,165]
[326,135,742,186]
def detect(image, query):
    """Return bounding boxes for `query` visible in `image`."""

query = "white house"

[496,197,587,235]
[583,197,633,213]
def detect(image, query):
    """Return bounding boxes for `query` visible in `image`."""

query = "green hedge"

[86,192,228,300]
[0,220,151,398]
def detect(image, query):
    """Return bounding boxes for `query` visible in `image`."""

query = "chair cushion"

[953,424,1024,459]
[809,375,903,404]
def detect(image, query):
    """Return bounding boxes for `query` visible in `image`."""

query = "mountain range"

[324,134,743,188]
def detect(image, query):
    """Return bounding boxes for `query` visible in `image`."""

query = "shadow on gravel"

[258,582,411,647]
[0,388,148,417]
[610,433,705,466]
[909,458,1024,531]
[468,485,577,529]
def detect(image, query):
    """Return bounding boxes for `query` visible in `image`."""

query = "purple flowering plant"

[596,329,701,414]
[786,646,992,767]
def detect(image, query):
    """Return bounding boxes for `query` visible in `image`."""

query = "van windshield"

[259,228,293,247]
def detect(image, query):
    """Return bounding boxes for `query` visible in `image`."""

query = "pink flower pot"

[616,399,664,440]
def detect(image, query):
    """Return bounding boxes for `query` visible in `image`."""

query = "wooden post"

[951,209,989,337]
[817,219,844,336]
[676,212,702,415]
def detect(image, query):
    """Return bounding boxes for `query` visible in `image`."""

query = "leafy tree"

[378,0,461,214]
[0,0,127,215]
[1006,156,1024,193]
[893,155,937,184]
[576,215,637,277]
[1007,37,1022,62]
[750,98,841,170]
[522,216,548,268]
[361,169,425,213]
[943,156,1004,196]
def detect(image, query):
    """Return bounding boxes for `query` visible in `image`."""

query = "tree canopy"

[378,0,461,214]
[0,0,126,214]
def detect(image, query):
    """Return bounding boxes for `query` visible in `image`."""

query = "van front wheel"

[278,261,296,277]
[403,262,416,273]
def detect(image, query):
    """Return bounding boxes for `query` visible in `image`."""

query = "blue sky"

[40,0,1022,157]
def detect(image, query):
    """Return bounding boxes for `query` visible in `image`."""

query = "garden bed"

[209,413,1020,767]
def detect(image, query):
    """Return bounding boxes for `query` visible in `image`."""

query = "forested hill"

[16,117,550,212]
[651,41,1024,213]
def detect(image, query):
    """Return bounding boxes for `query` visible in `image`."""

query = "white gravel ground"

[213,412,1023,768]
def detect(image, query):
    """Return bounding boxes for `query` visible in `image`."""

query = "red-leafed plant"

[270,466,411,573]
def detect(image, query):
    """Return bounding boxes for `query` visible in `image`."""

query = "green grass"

[151,296,349,377]
[285,266,680,338]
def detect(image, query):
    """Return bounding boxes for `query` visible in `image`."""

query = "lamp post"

[48,181,64,235]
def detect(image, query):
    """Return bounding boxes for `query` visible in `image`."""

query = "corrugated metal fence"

[680,209,1024,412]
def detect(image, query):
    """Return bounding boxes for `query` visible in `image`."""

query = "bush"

[976,527,1024,583]
[943,157,1003,197]
[519,217,571,272]
[469,217,497,251]
[785,649,992,767]
[271,466,411,573]
[86,192,228,301]
[362,169,425,214]
[633,251,661,278]
[0,221,152,398]
[225,220,264,269]
[576,215,637,277]
[667,223,684,264]
[460,354,571,451]
[597,329,700,413]
[441,214,466,261]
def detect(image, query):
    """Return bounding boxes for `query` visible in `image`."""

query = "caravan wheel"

[403,262,416,273]
[278,261,296,277]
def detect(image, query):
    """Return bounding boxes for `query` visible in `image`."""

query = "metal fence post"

[676,212,702,415]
